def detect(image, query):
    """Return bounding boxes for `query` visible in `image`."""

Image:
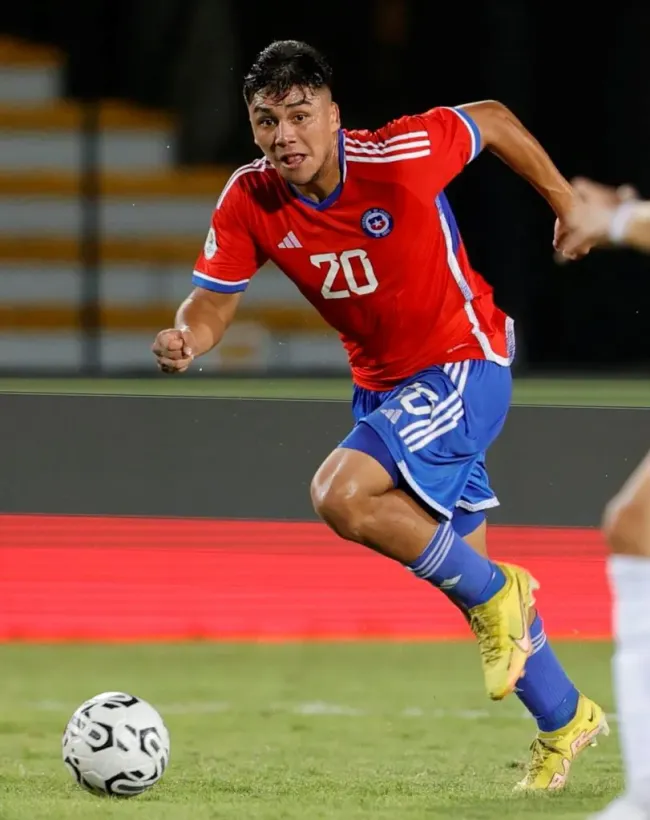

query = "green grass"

[0,642,621,818]
[1,376,650,407]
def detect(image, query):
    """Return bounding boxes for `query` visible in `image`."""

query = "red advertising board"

[0,515,610,641]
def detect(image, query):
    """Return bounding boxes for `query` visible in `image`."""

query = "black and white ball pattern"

[62,691,170,797]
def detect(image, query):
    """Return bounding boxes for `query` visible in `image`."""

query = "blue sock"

[408,520,506,608]
[515,614,580,732]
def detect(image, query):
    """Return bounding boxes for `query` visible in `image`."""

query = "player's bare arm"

[152,290,241,374]
[459,100,589,259]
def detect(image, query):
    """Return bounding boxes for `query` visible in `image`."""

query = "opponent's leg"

[589,452,650,818]
[311,445,536,700]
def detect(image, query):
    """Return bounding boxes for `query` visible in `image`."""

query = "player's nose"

[274,121,296,146]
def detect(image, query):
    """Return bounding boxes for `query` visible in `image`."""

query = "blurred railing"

[0,10,343,376]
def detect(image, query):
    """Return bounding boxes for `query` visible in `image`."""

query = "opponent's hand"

[152,328,196,374]
[558,178,639,258]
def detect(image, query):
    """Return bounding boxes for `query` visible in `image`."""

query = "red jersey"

[192,106,514,391]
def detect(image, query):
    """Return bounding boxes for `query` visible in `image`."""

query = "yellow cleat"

[515,694,609,791]
[467,562,539,701]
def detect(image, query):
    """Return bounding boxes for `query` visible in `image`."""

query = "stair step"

[0,329,343,372]
[0,262,300,305]
[0,235,198,263]
[0,131,174,171]
[0,168,232,197]
[0,99,172,130]
[0,66,60,103]
[0,36,61,68]
[0,304,325,332]
[0,194,217,236]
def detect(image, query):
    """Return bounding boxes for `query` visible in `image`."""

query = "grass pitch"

[1,375,650,406]
[0,641,621,819]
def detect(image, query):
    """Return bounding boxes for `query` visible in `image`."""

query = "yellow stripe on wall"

[0,304,330,333]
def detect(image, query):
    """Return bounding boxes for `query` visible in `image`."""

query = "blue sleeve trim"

[191,272,249,293]
[452,107,482,162]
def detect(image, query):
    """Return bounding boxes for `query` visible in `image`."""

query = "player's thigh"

[603,449,650,555]
[336,425,491,553]
[310,438,395,523]
[330,409,491,560]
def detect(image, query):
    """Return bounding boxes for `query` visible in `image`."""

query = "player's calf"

[311,447,535,700]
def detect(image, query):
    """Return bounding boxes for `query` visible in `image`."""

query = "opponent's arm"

[460,100,575,219]
[618,203,650,252]
[563,177,650,255]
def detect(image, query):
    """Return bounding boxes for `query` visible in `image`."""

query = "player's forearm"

[611,201,650,252]
[174,289,234,357]
[462,101,574,217]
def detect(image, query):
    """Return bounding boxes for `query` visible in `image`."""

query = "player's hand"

[553,215,593,261]
[152,328,196,374]
[557,178,640,258]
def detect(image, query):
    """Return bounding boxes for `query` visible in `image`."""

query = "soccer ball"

[62,691,170,797]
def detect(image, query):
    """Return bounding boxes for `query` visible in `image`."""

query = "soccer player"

[564,179,650,819]
[152,41,608,790]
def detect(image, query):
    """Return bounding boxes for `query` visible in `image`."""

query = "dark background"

[2,0,650,372]
[0,393,643,527]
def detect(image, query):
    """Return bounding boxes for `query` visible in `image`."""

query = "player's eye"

[258,118,274,127]
[293,113,308,123]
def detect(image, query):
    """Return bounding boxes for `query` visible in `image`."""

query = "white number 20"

[310,249,378,300]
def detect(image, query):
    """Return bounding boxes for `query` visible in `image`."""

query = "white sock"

[609,555,650,806]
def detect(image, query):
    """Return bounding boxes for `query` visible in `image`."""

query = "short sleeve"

[192,173,268,294]
[368,106,482,194]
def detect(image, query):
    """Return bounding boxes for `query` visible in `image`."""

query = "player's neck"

[293,140,341,204]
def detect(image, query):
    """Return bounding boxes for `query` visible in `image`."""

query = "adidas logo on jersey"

[380,408,402,424]
[278,231,302,249]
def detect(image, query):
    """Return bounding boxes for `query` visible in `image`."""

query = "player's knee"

[602,494,650,556]
[310,471,371,542]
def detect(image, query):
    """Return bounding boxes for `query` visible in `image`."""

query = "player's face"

[249,86,340,186]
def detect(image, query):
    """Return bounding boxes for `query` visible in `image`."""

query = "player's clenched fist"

[152,328,196,374]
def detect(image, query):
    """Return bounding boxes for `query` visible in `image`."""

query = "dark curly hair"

[243,40,333,104]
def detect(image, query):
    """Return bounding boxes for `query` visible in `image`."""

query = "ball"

[62,691,170,797]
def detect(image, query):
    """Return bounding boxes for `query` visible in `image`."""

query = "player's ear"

[248,115,260,148]
[330,101,341,131]
[247,105,264,148]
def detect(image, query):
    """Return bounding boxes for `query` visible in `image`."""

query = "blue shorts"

[339,360,512,521]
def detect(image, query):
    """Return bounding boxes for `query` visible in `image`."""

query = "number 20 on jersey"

[310,249,378,300]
